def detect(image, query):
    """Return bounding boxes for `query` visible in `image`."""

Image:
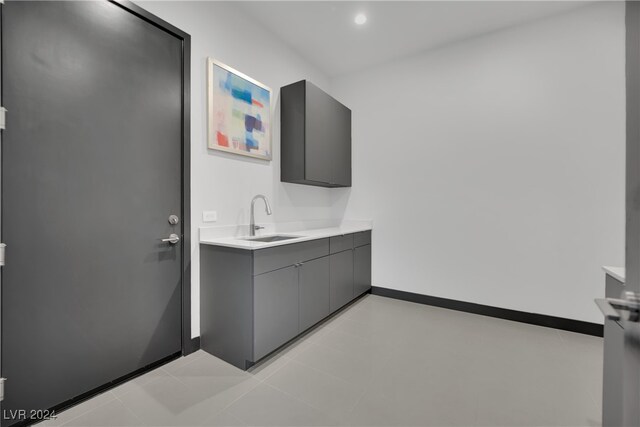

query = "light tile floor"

[37,295,602,426]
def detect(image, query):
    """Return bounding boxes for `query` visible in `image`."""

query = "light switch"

[202,211,218,222]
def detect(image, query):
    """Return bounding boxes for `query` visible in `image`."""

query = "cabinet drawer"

[329,234,353,254]
[254,238,329,275]
[354,231,371,247]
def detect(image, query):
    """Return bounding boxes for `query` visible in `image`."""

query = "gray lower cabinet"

[330,250,354,312]
[254,266,299,361]
[299,257,330,332]
[603,274,624,427]
[354,244,372,296]
[200,231,371,369]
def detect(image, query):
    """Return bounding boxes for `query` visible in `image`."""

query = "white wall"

[331,2,625,324]
[140,1,335,336]
[141,1,624,332]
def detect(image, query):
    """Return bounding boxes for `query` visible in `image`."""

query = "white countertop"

[199,220,372,250]
[603,266,625,283]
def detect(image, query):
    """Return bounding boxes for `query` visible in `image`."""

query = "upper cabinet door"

[281,80,352,188]
[305,82,335,185]
[330,98,352,187]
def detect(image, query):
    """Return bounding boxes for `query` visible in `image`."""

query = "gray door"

[625,3,640,424]
[598,2,640,425]
[1,1,184,423]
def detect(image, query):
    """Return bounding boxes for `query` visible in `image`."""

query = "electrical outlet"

[202,211,218,222]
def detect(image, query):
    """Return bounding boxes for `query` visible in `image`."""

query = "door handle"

[161,233,180,245]
[595,291,640,322]
[595,299,623,321]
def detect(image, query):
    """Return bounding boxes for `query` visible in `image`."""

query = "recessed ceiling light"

[354,13,367,26]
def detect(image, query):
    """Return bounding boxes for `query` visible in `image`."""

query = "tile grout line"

[191,356,284,421]
[339,385,368,425]
[312,327,400,359]
[293,338,396,376]
[210,348,316,420]
[112,371,169,399]
[266,356,370,399]
[55,392,118,427]
[111,395,147,427]
[110,380,167,426]
[117,357,263,426]
[229,322,372,426]
[201,378,267,424]
[44,354,207,426]
[157,352,216,387]
[232,382,342,427]
[250,354,293,383]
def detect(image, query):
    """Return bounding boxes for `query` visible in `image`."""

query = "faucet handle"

[253,225,265,231]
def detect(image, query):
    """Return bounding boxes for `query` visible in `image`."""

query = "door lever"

[161,233,180,245]
[595,291,640,322]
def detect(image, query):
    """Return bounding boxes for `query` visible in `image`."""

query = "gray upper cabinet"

[281,80,352,188]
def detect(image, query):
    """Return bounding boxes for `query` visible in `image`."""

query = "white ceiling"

[238,1,592,77]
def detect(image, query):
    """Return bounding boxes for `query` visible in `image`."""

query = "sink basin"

[242,235,301,243]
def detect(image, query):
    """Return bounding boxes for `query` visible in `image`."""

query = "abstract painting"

[207,58,272,160]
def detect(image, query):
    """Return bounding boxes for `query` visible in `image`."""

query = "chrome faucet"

[249,194,272,236]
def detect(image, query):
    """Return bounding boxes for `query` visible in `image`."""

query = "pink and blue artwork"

[207,59,272,160]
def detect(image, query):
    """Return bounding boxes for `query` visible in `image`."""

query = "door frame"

[0,0,194,397]
[108,0,194,355]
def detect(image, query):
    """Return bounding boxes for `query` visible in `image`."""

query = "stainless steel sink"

[242,235,301,243]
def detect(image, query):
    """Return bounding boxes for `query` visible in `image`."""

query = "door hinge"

[0,107,7,130]
[0,378,6,402]
[0,243,6,267]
